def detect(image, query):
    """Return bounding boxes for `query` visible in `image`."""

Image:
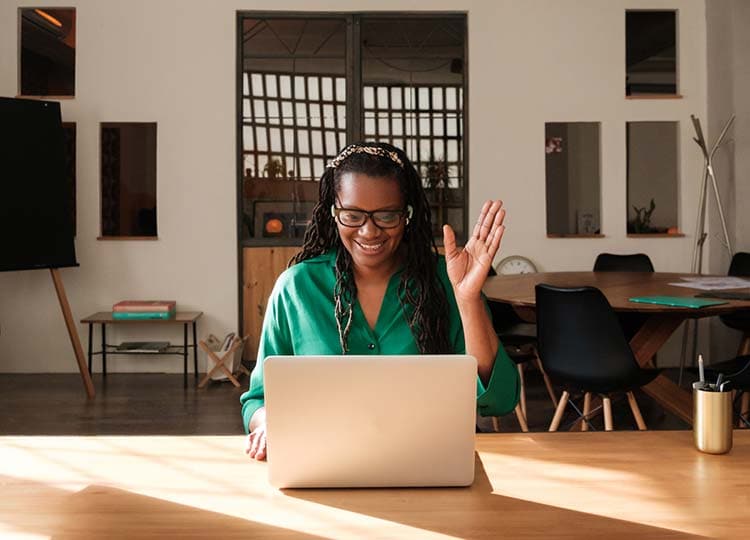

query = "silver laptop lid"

[265,354,477,488]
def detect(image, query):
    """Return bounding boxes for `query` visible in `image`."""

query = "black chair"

[535,284,661,431]
[593,253,654,272]
[593,253,655,344]
[719,252,750,357]
[487,267,557,432]
[704,354,750,428]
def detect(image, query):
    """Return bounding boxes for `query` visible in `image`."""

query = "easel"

[197,335,250,388]
[50,268,95,398]
[677,114,735,386]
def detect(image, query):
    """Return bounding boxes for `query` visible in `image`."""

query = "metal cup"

[693,382,733,454]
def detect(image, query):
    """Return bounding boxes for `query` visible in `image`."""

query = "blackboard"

[0,97,78,272]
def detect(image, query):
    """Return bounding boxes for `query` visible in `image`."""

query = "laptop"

[264,354,477,488]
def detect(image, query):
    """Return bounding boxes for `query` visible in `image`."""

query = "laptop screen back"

[264,354,477,488]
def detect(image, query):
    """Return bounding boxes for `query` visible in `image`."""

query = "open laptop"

[264,354,477,488]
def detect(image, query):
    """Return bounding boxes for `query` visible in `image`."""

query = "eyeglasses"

[331,205,413,229]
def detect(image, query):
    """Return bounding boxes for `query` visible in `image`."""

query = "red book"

[113,300,177,313]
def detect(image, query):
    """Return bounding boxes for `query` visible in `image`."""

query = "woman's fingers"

[255,432,268,461]
[471,200,491,240]
[475,200,503,243]
[245,431,268,461]
[488,224,505,260]
[443,224,457,259]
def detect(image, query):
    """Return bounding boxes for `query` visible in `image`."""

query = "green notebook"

[628,295,728,308]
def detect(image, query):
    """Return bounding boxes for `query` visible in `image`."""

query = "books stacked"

[112,300,176,320]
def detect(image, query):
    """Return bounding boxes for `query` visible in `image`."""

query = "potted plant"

[263,157,285,180]
[629,198,656,233]
[423,155,449,204]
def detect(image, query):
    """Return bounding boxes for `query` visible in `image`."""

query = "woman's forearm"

[456,296,498,385]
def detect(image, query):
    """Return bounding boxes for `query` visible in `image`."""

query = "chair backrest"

[487,265,524,331]
[535,284,642,388]
[728,252,750,277]
[593,253,654,272]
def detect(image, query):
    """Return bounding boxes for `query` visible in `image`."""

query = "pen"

[715,373,724,391]
[698,354,705,384]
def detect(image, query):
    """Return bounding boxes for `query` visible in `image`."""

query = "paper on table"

[669,276,750,290]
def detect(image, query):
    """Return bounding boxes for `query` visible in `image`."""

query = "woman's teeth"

[358,241,384,251]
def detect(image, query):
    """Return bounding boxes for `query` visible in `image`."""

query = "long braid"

[293,142,453,354]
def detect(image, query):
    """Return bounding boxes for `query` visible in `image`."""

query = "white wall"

[706,0,750,364]
[0,0,716,372]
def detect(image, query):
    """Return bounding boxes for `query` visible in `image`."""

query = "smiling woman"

[240,141,520,461]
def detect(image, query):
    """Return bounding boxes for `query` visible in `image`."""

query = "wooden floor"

[0,367,690,435]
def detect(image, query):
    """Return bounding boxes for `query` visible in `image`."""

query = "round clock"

[495,255,537,275]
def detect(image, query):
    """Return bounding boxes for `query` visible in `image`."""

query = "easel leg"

[50,268,95,399]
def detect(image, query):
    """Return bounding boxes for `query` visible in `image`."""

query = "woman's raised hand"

[443,200,505,302]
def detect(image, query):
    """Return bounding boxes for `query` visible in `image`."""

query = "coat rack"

[678,114,735,386]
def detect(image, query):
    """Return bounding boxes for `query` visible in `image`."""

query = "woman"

[242,142,519,460]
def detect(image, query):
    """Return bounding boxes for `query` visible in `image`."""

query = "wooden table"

[484,272,750,424]
[80,311,203,388]
[1,432,748,539]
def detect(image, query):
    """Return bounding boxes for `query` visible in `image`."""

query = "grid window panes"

[361,18,466,238]
[239,14,467,243]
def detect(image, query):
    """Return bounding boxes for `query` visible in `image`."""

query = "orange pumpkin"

[265,218,284,235]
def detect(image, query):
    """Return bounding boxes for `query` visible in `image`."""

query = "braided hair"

[291,142,453,355]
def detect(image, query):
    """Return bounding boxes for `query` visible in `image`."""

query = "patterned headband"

[327,145,404,169]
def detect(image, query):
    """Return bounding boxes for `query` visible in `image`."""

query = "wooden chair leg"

[602,395,613,431]
[739,333,750,356]
[740,392,750,429]
[626,391,647,430]
[535,357,558,407]
[517,363,527,420]
[549,391,570,432]
[581,392,591,432]
[515,404,529,433]
[491,416,501,432]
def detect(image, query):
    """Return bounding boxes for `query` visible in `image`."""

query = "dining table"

[483,271,750,424]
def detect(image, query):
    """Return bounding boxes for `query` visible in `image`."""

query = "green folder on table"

[628,295,728,308]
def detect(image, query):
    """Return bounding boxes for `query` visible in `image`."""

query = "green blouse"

[240,250,520,432]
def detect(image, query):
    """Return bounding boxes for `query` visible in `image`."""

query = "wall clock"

[495,255,538,275]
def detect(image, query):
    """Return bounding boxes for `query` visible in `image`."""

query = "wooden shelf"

[546,233,605,238]
[627,233,685,238]
[97,236,159,241]
[625,94,683,100]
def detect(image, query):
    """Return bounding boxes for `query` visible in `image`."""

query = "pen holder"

[693,382,733,454]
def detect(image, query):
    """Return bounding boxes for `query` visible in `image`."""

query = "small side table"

[80,311,203,387]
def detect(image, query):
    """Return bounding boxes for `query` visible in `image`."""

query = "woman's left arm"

[443,200,506,384]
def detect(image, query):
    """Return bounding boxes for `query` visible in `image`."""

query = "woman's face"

[334,172,407,273]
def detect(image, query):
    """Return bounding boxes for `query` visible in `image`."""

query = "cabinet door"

[243,247,299,362]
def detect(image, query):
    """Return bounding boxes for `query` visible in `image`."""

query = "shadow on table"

[284,455,706,539]
[0,475,324,539]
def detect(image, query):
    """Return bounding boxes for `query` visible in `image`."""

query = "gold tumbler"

[693,383,733,454]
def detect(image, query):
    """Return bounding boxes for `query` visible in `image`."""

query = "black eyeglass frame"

[330,204,413,229]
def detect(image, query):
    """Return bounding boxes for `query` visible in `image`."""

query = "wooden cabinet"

[242,247,299,362]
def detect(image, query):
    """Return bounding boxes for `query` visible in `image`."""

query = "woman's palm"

[443,200,505,301]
